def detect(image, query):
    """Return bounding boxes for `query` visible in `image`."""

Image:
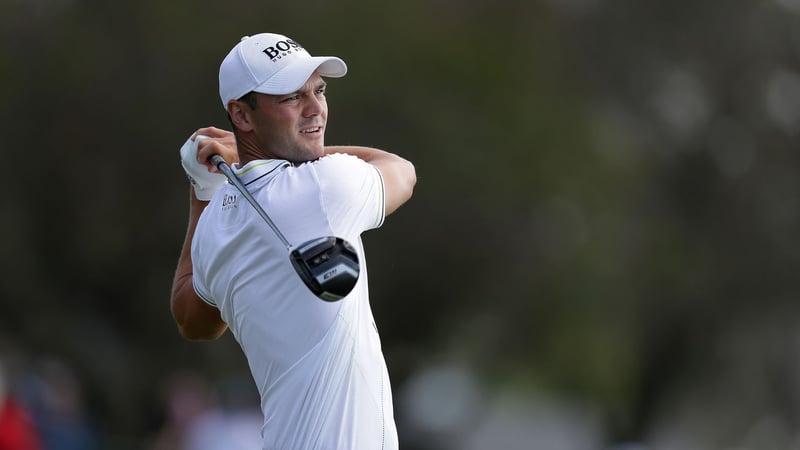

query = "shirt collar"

[231,159,291,186]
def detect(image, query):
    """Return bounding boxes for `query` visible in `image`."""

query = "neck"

[234,133,271,166]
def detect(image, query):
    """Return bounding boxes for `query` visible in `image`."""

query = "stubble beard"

[290,133,326,163]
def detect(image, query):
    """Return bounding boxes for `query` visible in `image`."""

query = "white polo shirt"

[191,153,397,450]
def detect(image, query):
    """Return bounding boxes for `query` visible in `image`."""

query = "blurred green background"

[2,0,800,449]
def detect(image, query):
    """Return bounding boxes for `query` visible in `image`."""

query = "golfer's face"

[254,73,329,163]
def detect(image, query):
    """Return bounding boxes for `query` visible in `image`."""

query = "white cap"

[219,33,347,109]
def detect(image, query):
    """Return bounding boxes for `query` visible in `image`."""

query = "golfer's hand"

[180,127,236,200]
[193,127,238,173]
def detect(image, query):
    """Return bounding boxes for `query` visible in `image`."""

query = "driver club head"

[289,236,360,301]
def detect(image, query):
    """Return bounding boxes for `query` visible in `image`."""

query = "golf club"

[209,154,360,301]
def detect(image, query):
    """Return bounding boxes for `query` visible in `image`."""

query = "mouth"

[300,126,323,135]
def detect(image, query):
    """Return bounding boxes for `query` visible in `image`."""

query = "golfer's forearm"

[172,193,207,295]
[170,191,227,340]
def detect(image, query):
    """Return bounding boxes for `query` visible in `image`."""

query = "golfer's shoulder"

[309,154,380,197]
[312,153,377,179]
[317,152,370,168]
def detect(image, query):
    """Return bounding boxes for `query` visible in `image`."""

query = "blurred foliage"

[2,0,800,447]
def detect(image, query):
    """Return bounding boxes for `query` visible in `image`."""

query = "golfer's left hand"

[180,128,233,200]
[193,127,238,173]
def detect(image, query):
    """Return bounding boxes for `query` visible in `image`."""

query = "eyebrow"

[296,80,326,95]
[277,80,327,102]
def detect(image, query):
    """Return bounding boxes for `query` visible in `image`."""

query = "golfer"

[170,32,416,449]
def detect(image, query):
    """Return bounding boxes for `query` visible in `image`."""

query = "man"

[170,32,416,450]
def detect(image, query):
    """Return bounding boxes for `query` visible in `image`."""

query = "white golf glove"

[180,134,226,200]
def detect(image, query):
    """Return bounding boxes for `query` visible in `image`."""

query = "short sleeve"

[190,230,218,307]
[312,153,386,233]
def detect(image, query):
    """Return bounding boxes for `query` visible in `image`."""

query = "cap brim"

[252,56,347,96]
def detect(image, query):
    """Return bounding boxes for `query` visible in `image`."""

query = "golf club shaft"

[209,154,292,251]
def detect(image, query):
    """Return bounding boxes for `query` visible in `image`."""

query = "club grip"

[209,154,226,169]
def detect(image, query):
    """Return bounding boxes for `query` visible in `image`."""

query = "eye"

[281,94,301,103]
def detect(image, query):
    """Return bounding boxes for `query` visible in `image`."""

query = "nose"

[303,94,324,117]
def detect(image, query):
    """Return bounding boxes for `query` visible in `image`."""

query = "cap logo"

[262,39,304,62]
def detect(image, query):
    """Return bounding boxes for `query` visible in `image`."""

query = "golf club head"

[289,236,360,301]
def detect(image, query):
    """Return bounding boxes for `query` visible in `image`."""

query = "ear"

[227,100,255,132]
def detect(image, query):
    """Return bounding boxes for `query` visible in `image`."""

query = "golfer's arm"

[170,193,228,340]
[325,146,416,215]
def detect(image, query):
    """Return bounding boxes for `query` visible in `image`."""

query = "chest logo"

[222,193,238,211]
